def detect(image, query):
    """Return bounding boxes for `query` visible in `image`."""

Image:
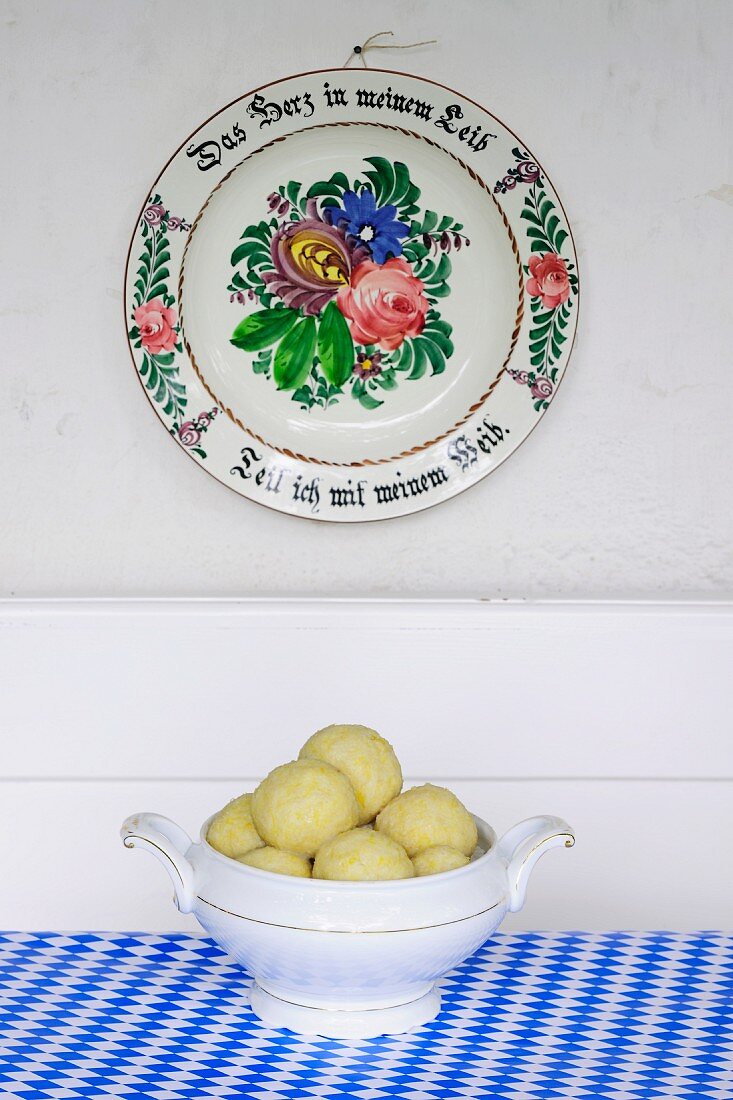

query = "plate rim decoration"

[124,67,580,522]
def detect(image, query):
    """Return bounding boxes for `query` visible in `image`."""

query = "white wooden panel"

[1,778,730,932]
[1,601,731,779]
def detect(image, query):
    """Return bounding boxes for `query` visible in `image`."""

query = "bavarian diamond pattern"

[0,932,731,1099]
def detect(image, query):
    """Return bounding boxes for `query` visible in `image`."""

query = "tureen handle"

[497,815,575,913]
[121,812,196,913]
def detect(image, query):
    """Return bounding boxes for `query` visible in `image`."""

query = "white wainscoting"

[1,600,731,930]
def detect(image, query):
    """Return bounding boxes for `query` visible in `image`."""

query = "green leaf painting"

[128,195,220,457]
[317,302,354,388]
[274,316,317,390]
[231,308,299,352]
[492,147,577,409]
[128,195,187,422]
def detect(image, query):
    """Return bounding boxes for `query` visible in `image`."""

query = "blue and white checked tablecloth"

[0,932,730,1099]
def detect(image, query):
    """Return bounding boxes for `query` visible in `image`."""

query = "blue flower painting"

[325,189,409,265]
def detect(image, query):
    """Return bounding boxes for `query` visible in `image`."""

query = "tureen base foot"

[249,982,441,1039]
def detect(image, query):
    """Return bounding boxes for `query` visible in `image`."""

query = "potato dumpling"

[251,758,360,858]
[237,846,312,878]
[376,783,478,858]
[299,724,402,824]
[314,827,414,881]
[412,844,470,877]
[206,793,264,859]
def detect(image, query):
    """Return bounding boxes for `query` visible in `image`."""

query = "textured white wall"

[2,0,732,598]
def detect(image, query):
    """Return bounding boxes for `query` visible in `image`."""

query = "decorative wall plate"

[125,69,579,521]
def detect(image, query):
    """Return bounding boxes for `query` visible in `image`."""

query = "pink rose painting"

[177,421,201,447]
[336,258,428,352]
[142,202,166,228]
[526,253,570,310]
[530,376,553,400]
[171,409,218,459]
[134,298,178,356]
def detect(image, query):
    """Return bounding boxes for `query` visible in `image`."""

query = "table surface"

[0,932,730,1099]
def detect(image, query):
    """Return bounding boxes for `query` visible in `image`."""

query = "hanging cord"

[343,30,437,69]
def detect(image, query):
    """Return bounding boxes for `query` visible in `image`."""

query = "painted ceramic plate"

[125,69,579,521]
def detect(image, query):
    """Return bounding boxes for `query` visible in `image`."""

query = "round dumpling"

[412,845,470,877]
[314,827,414,881]
[251,758,360,857]
[206,793,264,859]
[376,784,478,857]
[299,724,402,824]
[237,846,312,878]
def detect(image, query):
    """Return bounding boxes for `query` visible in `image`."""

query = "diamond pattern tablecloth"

[0,932,731,1099]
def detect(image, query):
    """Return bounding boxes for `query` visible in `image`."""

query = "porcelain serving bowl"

[121,811,574,1038]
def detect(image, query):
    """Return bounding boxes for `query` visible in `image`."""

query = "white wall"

[1,600,731,931]
[3,0,732,598]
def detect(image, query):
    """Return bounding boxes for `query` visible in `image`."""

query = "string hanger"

[343,30,437,69]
